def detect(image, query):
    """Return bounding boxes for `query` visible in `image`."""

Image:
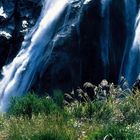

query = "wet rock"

[33,0,139,93]
[133,74,140,91]
[0,0,42,66]
[0,0,139,94]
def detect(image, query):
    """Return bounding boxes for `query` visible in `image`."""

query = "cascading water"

[120,0,137,84]
[100,0,111,78]
[124,9,140,86]
[0,0,68,112]
[0,0,140,112]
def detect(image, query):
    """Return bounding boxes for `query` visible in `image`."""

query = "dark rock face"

[33,0,83,93]
[39,0,140,93]
[0,0,139,93]
[0,0,41,68]
[79,0,103,84]
[108,0,126,82]
[34,0,132,93]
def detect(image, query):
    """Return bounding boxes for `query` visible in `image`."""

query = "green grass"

[0,80,140,140]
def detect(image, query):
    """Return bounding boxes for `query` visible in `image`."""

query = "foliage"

[8,92,60,118]
[0,80,139,140]
[6,114,77,140]
[53,89,64,109]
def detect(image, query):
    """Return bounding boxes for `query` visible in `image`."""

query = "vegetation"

[0,79,140,140]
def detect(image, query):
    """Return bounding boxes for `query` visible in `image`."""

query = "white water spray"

[0,0,68,112]
[125,9,140,86]
[119,0,136,84]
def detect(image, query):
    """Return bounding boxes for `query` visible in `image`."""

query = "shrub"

[3,80,140,140]
[53,90,64,109]
[6,114,76,140]
[8,92,59,117]
[87,123,126,140]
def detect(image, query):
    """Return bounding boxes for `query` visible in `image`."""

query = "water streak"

[119,0,136,85]
[125,9,140,86]
[0,0,68,112]
[100,0,111,77]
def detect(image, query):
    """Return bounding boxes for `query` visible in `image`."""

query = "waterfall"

[100,0,111,78]
[0,0,68,112]
[119,0,136,85]
[125,9,140,86]
[0,0,140,111]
